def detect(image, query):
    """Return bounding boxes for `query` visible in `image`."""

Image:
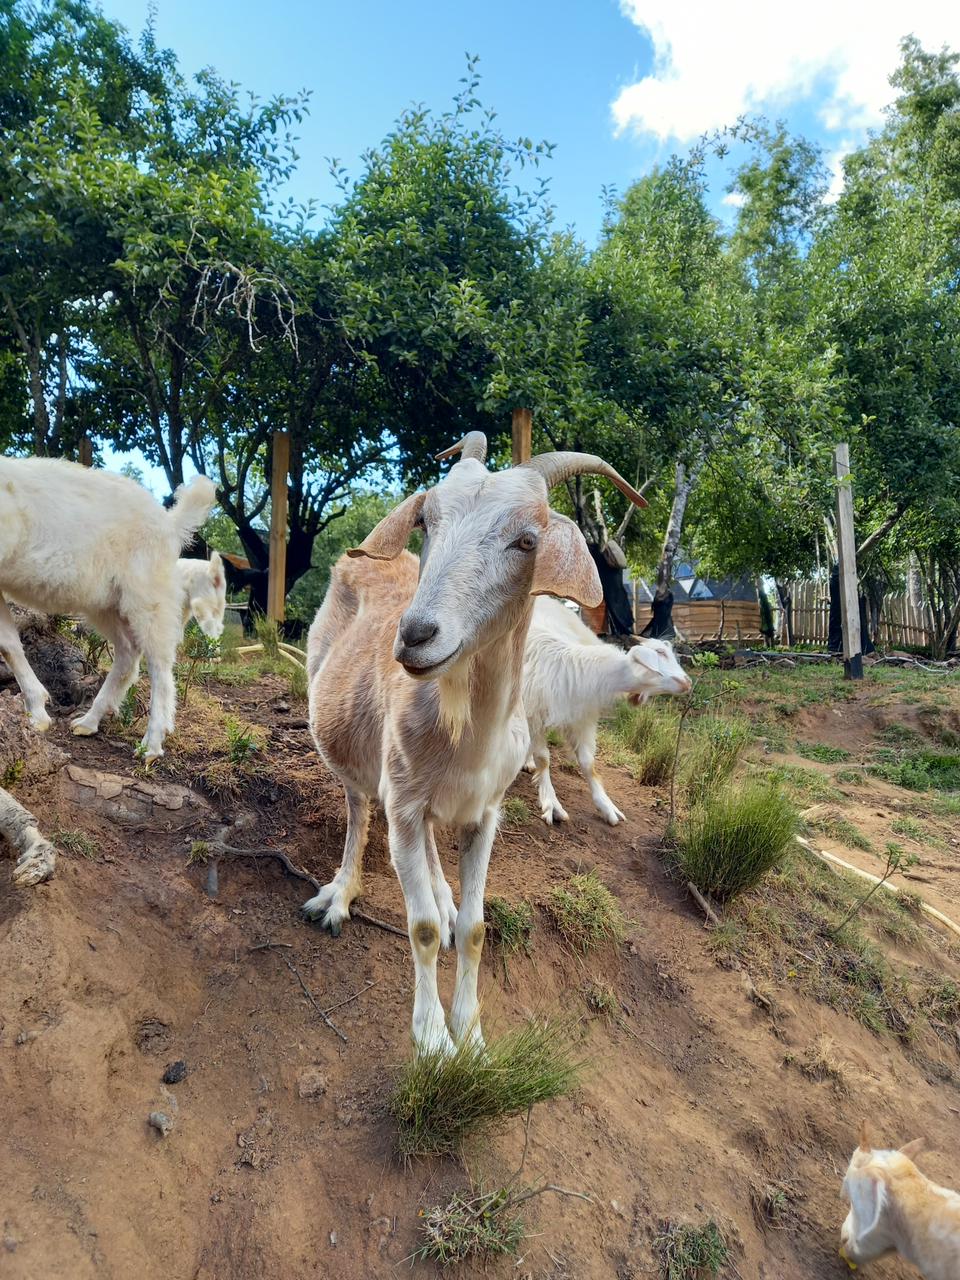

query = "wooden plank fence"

[787,579,935,650]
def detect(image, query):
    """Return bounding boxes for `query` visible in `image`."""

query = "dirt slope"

[2,675,959,1280]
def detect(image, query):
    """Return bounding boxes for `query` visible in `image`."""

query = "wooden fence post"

[267,430,290,624]
[834,443,863,679]
[511,408,532,465]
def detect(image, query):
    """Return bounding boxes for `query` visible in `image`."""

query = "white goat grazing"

[840,1122,960,1277]
[523,596,691,825]
[303,433,646,1054]
[0,457,222,761]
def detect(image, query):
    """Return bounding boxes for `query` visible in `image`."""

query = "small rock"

[162,1060,188,1085]
[3,1236,18,1253]
[329,1231,337,1248]
[297,1067,328,1099]
[276,702,290,714]
[15,1030,37,1045]
[148,1110,174,1137]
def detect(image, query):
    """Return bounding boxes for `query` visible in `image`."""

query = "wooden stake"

[511,408,532,465]
[834,444,862,679]
[267,430,290,623]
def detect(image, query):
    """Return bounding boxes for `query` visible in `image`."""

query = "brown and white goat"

[839,1121,960,1277]
[303,434,645,1053]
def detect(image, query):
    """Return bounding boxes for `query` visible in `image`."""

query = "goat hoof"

[71,720,97,737]
[29,712,52,734]
[602,808,625,826]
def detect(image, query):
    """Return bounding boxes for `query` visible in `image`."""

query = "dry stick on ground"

[206,827,408,938]
[686,881,721,928]
[1,784,57,886]
[280,953,348,1043]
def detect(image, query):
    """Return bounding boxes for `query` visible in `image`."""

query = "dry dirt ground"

[2,660,959,1280]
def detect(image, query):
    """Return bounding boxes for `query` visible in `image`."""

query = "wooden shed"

[630,560,764,642]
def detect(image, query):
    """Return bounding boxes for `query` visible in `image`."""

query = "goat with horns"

[303,433,646,1054]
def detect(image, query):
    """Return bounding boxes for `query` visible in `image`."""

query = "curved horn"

[434,431,488,464]
[521,452,648,508]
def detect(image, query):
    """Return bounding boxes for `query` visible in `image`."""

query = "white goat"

[840,1122,960,1277]
[0,457,222,761]
[523,596,691,825]
[302,434,646,1054]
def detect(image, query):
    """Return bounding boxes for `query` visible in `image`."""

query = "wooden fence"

[787,579,934,650]
[629,585,764,642]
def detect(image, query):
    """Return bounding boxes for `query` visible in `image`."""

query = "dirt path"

[1,676,958,1279]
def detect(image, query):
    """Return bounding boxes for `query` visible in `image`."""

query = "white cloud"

[612,1,960,142]
[722,190,746,208]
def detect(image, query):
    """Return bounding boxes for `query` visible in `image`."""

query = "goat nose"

[399,613,439,649]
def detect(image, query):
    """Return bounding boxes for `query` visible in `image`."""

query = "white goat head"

[178,551,227,639]
[350,434,647,681]
[839,1120,960,1277]
[626,638,692,703]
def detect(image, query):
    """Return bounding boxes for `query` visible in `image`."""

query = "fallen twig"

[320,979,379,1016]
[351,909,407,939]
[248,940,294,951]
[686,881,721,927]
[281,954,348,1043]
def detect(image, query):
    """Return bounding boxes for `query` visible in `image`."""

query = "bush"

[655,1220,729,1280]
[681,715,752,805]
[605,701,677,785]
[674,781,796,900]
[545,871,626,953]
[390,1019,581,1158]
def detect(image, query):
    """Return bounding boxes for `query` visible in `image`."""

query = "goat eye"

[513,533,537,552]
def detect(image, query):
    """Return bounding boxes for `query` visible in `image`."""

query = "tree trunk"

[642,448,706,639]
[0,786,57,886]
[775,580,794,647]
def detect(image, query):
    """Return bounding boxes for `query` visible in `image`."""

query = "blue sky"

[102,0,960,244]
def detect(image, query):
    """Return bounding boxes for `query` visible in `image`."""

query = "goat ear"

[348,492,426,561]
[899,1137,926,1162]
[209,550,225,589]
[530,512,602,608]
[847,1171,885,1237]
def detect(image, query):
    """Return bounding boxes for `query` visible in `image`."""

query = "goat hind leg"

[302,786,370,936]
[72,618,140,736]
[0,598,52,732]
[532,732,568,825]
[572,725,624,825]
[426,822,458,948]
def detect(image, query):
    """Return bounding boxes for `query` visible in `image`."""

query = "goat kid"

[523,596,691,825]
[0,457,221,761]
[840,1121,960,1277]
[303,434,646,1054]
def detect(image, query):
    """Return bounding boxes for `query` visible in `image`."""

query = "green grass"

[681,715,752,806]
[413,1188,524,1266]
[601,700,677,785]
[807,812,873,852]
[225,716,261,765]
[55,828,99,859]
[891,816,944,848]
[485,897,533,955]
[836,768,868,786]
[1,758,25,788]
[584,979,620,1018]
[390,1020,582,1158]
[545,871,626,954]
[655,1220,729,1280]
[795,741,851,764]
[500,796,531,825]
[868,746,960,792]
[673,781,797,900]
[761,763,843,802]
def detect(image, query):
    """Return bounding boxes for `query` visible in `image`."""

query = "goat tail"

[169,476,217,549]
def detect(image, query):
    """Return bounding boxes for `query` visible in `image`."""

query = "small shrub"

[485,897,533,955]
[390,1019,581,1158]
[836,768,867,786]
[545,871,626,953]
[868,746,960,792]
[55,829,99,859]
[413,1187,524,1266]
[796,1034,849,1092]
[604,701,676,785]
[795,741,850,764]
[691,651,720,668]
[225,717,261,765]
[674,781,796,900]
[500,796,531,825]
[584,980,620,1018]
[1,758,25,788]
[253,614,280,657]
[655,1220,729,1280]
[682,715,751,805]
[188,840,210,866]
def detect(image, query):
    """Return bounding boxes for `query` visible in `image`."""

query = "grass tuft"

[545,871,626,954]
[485,897,533,955]
[681,715,752,805]
[390,1019,582,1159]
[602,701,677,784]
[500,795,531,825]
[55,828,99,859]
[413,1188,524,1266]
[795,741,850,764]
[673,781,796,900]
[655,1220,729,1280]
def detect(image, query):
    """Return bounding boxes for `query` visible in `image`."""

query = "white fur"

[840,1133,960,1277]
[522,596,691,825]
[0,457,222,761]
